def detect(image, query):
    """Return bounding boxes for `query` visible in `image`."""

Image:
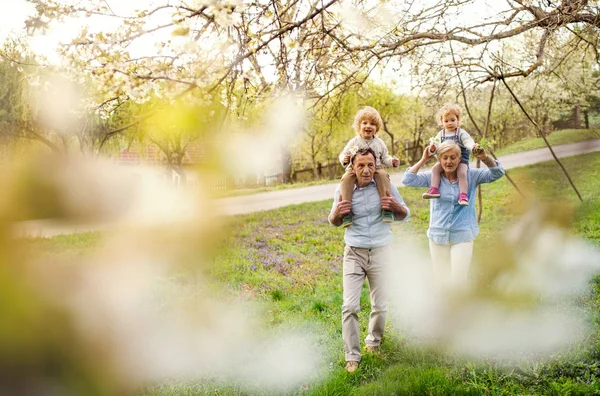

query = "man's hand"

[329,199,352,226]
[381,190,407,220]
[392,157,400,167]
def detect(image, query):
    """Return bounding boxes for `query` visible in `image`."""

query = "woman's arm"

[472,150,505,184]
[406,146,435,173]
[401,148,435,187]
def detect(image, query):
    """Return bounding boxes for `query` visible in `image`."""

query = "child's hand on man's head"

[392,157,400,167]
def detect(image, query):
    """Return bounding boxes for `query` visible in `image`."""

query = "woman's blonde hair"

[436,140,461,157]
[436,103,462,126]
[352,106,383,134]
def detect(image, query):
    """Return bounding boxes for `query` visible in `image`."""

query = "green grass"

[146,151,600,395]
[27,152,600,395]
[494,128,600,156]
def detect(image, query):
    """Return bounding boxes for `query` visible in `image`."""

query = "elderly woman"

[402,140,505,286]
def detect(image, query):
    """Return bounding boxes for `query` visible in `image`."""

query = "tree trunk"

[381,119,395,157]
[281,146,292,183]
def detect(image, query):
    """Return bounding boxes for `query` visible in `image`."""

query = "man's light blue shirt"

[329,181,410,248]
[402,163,505,244]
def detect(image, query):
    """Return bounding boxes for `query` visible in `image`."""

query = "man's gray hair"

[351,147,376,164]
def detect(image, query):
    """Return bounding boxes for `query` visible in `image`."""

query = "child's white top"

[339,136,394,170]
[434,128,476,151]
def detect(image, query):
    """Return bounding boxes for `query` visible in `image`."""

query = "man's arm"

[328,187,352,227]
[381,186,410,221]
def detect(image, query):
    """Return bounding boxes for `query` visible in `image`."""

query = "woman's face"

[438,148,461,174]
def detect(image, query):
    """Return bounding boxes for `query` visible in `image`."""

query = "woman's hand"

[421,146,435,162]
[474,147,498,167]
[472,143,484,155]
[474,146,487,160]
[407,147,434,173]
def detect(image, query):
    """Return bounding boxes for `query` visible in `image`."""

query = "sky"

[0,0,33,41]
[0,0,156,63]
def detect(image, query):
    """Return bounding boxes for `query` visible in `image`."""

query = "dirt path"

[14,139,600,237]
[217,139,600,215]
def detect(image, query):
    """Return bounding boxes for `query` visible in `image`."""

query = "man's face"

[352,153,376,187]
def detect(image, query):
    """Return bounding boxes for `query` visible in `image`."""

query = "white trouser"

[428,240,474,287]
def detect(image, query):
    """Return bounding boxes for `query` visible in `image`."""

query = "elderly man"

[328,147,410,373]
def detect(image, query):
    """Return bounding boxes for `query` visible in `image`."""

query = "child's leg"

[431,162,441,188]
[373,168,391,199]
[340,169,356,227]
[457,163,469,205]
[422,162,442,199]
[457,163,468,194]
[374,168,394,223]
[340,169,357,202]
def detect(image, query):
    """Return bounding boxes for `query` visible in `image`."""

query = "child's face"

[441,113,459,132]
[358,118,378,140]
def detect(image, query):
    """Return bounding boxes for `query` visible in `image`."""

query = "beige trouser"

[428,240,474,287]
[342,244,390,362]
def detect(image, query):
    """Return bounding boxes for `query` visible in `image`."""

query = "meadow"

[28,151,600,395]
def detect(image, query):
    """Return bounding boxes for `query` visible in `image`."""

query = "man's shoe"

[365,345,380,353]
[458,192,469,206]
[341,213,353,228]
[345,360,359,373]
[422,187,441,199]
[382,209,394,223]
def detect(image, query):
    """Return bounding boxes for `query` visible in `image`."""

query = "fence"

[127,140,428,191]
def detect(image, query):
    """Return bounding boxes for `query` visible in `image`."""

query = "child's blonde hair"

[352,106,383,135]
[436,103,462,126]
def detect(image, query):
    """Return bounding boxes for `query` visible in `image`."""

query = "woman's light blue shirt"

[402,163,505,245]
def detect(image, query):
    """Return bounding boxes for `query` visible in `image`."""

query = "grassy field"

[28,152,600,395]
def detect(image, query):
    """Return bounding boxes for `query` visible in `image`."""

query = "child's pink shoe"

[458,192,469,206]
[422,187,441,199]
